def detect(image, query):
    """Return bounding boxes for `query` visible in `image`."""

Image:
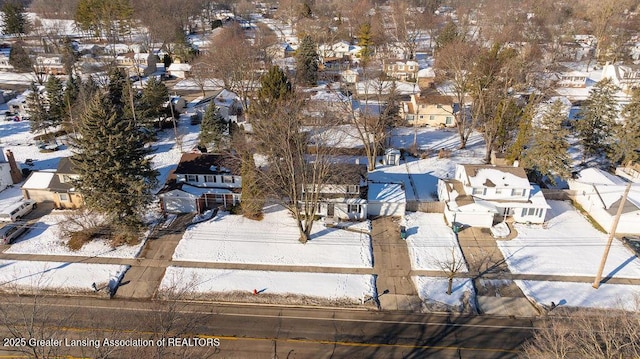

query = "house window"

[215,194,224,202]
[347,185,359,194]
[347,204,360,213]
[204,175,214,183]
[58,193,69,202]
[472,188,485,195]
[186,174,198,182]
[419,115,424,119]
[511,188,524,196]
[495,188,503,195]
[223,176,234,184]
[445,116,453,125]
[429,115,435,121]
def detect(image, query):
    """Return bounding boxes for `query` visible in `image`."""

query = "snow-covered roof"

[594,184,640,210]
[576,168,626,186]
[417,68,435,78]
[22,171,55,190]
[462,165,530,188]
[167,63,191,72]
[368,183,406,203]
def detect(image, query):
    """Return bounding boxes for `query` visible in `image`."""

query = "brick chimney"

[5,150,22,184]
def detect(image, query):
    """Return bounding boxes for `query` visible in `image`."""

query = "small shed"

[368,182,406,217]
[383,148,401,166]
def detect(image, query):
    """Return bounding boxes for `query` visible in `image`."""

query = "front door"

[327,203,334,217]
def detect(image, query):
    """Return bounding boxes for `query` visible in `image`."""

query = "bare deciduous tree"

[432,246,467,295]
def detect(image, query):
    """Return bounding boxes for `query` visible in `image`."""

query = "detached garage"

[368,182,406,218]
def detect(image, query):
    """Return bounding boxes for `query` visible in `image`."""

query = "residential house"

[556,70,588,88]
[35,55,66,75]
[318,41,361,62]
[267,42,295,59]
[167,61,192,79]
[438,164,550,228]
[616,162,640,183]
[401,93,457,127]
[158,153,242,213]
[417,67,436,89]
[368,182,406,217]
[341,68,361,84]
[21,157,84,209]
[601,63,640,94]
[569,168,640,234]
[308,164,368,221]
[383,60,419,82]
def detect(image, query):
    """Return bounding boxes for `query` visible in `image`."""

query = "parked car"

[0,223,28,244]
[622,236,640,256]
[0,199,37,222]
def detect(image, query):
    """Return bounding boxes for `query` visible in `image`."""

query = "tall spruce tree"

[72,93,158,234]
[1,1,28,36]
[199,103,226,151]
[357,22,374,61]
[45,76,65,130]
[26,83,50,136]
[575,78,619,162]
[253,65,292,117]
[295,35,318,86]
[610,89,640,165]
[8,40,32,73]
[240,150,264,220]
[140,76,169,127]
[522,100,571,185]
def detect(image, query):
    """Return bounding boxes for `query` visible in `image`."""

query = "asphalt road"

[0,295,534,358]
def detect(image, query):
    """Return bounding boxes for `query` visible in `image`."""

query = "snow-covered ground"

[0,260,128,293]
[161,267,376,303]
[516,280,640,311]
[497,201,640,278]
[4,213,145,258]
[403,212,467,272]
[173,205,373,268]
[413,276,476,312]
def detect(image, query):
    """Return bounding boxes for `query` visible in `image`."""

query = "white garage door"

[454,212,494,228]
[368,202,405,217]
[163,197,196,213]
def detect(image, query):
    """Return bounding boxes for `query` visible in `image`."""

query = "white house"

[601,63,640,94]
[438,165,550,228]
[307,164,368,221]
[158,153,241,213]
[0,148,16,192]
[569,168,640,234]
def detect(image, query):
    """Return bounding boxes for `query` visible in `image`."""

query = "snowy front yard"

[403,212,468,272]
[413,276,476,312]
[497,201,640,278]
[0,260,128,294]
[161,267,376,304]
[173,205,373,268]
[4,213,145,258]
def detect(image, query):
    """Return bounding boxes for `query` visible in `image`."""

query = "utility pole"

[593,182,632,289]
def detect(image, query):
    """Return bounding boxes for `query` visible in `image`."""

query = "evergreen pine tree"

[610,89,640,165]
[8,40,32,73]
[140,76,169,126]
[107,67,126,110]
[62,74,80,133]
[296,35,318,86]
[1,1,28,36]
[26,83,50,136]
[199,103,226,151]
[72,93,158,234]
[253,65,293,117]
[45,76,65,129]
[505,101,535,164]
[357,23,374,60]
[522,100,571,184]
[240,150,264,220]
[435,21,459,50]
[575,78,619,161]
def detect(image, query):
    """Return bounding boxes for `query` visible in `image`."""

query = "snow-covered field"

[413,276,476,312]
[0,260,128,293]
[516,280,640,311]
[497,201,640,278]
[173,205,373,268]
[403,212,468,272]
[161,267,376,303]
[4,213,145,258]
